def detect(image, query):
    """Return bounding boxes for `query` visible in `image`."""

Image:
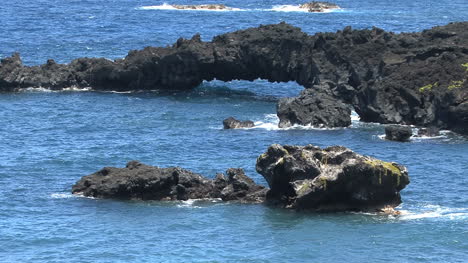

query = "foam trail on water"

[176,198,222,208]
[138,3,244,12]
[266,5,340,13]
[20,86,92,93]
[50,193,75,199]
[398,205,468,221]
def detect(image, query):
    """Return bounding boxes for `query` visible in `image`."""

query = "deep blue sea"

[1,0,467,262]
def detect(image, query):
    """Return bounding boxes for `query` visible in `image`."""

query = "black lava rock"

[385,125,412,142]
[223,117,255,129]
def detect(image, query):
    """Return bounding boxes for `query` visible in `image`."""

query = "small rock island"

[299,2,340,12]
[73,144,409,213]
[171,4,233,11]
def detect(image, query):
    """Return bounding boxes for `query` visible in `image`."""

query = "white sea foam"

[50,193,75,199]
[176,198,222,208]
[20,86,92,93]
[138,3,244,12]
[376,128,451,141]
[350,110,360,122]
[267,5,340,13]
[398,205,468,221]
[215,113,348,131]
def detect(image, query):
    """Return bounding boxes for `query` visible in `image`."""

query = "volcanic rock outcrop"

[223,117,255,129]
[299,2,340,12]
[72,161,267,203]
[385,125,412,142]
[256,144,409,212]
[1,22,467,134]
[277,88,351,128]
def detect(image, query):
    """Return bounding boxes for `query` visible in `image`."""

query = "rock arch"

[1,22,467,133]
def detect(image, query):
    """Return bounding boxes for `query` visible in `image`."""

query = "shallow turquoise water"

[0,1,467,262]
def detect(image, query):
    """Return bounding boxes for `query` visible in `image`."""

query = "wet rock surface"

[1,22,467,134]
[256,144,410,212]
[277,89,351,128]
[385,125,413,142]
[223,117,255,129]
[72,161,266,203]
[299,2,340,12]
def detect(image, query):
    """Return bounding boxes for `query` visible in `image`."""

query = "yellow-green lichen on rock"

[313,176,328,191]
[447,80,465,90]
[296,181,312,195]
[364,159,403,185]
[418,82,438,93]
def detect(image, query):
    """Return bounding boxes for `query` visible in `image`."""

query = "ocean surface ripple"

[0,0,467,262]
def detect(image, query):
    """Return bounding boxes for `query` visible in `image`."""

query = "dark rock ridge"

[385,125,412,142]
[299,2,340,12]
[72,161,267,203]
[256,144,409,212]
[223,117,255,129]
[1,22,467,134]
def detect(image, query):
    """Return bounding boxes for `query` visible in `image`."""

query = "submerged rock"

[277,89,351,128]
[256,144,409,212]
[299,1,340,12]
[223,117,255,129]
[72,161,266,203]
[385,125,412,142]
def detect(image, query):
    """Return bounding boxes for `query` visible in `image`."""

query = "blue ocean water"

[0,1,467,262]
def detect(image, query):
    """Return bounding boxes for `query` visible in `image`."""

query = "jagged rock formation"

[1,22,467,134]
[72,161,267,203]
[385,125,412,142]
[277,88,351,128]
[299,2,340,12]
[256,144,409,212]
[223,117,255,129]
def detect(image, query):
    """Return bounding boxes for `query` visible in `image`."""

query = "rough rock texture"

[299,2,340,12]
[277,88,351,128]
[1,22,467,134]
[223,117,255,129]
[256,144,409,211]
[385,125,413,142]
[72,161,266,203]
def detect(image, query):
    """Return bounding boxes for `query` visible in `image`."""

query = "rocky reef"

[73,145,410,213]
[223,117,255,129]
[299,2,340,12]
[1,22,467,134]
[72,161,267,203]
[171,4,233,11]
[256,144,409,212]
[385,125,412,142]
